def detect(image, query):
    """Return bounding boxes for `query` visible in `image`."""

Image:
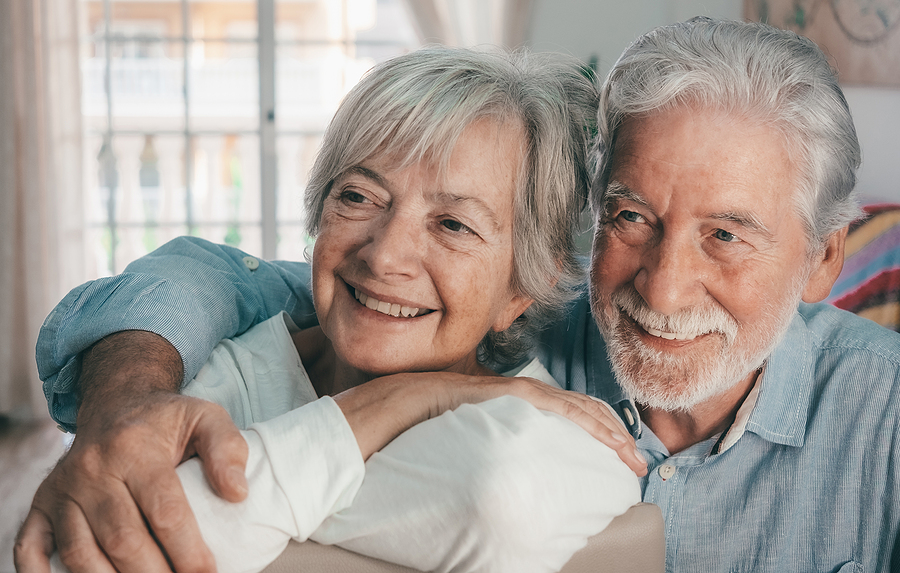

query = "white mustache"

[610,287,739,344]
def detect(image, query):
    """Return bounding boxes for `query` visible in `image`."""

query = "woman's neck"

[291,327,495,397]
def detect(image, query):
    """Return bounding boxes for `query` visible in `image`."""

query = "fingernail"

[610,432,627,444]
[634,449,647,465]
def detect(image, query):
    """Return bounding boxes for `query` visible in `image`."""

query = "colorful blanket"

[827,204,900,332]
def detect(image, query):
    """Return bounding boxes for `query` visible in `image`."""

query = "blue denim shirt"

[38,236,900,572]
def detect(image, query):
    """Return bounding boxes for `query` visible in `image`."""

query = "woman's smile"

[311,117,532,377]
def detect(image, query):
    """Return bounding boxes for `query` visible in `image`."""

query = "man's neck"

[638,370,760,455]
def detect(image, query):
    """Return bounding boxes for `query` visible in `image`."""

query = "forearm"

[38,236,315,431]
[315,395,641,573]
[77,330,183,429]
[180,398,365,573]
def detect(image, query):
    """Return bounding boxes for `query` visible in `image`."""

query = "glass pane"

[192,133,262,229]
[276,0,343,44]
[105,40,187,132]
[189,0,257,41]
[190,41,259,131]
[193,224,263,254]
[275,43,348,132]
[275,0,419,130]
[105,1,185,39]
[355,0,419,61]
[275,133,319,259]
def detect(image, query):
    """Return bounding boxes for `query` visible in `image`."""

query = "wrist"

[77,330,184,428]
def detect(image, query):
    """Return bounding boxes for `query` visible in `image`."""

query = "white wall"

[525,0,900,204]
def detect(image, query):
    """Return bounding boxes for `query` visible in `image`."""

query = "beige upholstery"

[262,502,664,573]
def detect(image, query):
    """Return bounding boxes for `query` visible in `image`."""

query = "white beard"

[592,283,802,412]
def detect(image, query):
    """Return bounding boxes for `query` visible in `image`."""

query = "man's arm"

[39,236,315,432]
[17,330,250,573]
[19,237,316,573]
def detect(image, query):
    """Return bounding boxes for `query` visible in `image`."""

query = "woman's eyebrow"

[338,165,389,189]
[433,190,502,232]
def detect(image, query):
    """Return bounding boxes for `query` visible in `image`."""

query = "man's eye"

[441,219,472,234]
[619,210,644,223]
[713,228,740,242]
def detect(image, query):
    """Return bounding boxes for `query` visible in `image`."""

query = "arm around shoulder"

[38,236,315,431]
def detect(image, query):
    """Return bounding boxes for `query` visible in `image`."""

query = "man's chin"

[618,372,741,413]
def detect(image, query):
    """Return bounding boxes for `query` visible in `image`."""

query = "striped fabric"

[827,204,900,332]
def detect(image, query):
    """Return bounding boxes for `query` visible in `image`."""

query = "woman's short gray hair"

[591,17,862,251]
[305,46,598,366]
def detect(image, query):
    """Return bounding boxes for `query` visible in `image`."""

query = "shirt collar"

[743,306,818,448]
[590,305,818,449]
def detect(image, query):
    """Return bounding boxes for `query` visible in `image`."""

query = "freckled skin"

[311,118,533,384]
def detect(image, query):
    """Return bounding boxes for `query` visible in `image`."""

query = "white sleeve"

[177,396,365,573]
[311,395,641,573]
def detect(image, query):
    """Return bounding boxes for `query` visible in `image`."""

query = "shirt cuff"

[250,396,366,540]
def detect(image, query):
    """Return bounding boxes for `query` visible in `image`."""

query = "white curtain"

[403,0,533,48]
[0,0,84,420]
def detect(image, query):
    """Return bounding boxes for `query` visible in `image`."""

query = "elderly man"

[16,17,900,573]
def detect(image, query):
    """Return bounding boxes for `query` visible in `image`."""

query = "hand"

[14,331,250,573]
[334,372,648,476]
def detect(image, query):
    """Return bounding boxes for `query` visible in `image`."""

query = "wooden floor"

[0,416,70,573]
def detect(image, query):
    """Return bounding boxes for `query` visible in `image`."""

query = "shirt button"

[243,256,260,271]
[658,464,677,480]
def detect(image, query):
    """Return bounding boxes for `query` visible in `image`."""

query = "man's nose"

[633,234,707,316]
[357,212,424,280]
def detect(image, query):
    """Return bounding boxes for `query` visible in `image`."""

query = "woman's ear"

[802,226,848,303]
[492,295,534,332]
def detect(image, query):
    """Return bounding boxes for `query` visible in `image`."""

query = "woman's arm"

[315,395,642,573]
[178,398,365,573]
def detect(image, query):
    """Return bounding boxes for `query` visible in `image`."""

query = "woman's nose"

[357,212,424,280]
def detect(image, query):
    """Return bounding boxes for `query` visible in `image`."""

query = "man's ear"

[802,226,848,303]
[492,295,535,332]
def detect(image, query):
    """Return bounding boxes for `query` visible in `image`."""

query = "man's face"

[590,106,823,412]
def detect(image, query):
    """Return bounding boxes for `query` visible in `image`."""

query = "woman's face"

[312,117,533,376]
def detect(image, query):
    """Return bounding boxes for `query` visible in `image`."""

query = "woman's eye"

[618,210,644,223]
[341,190,369,204]
[441,219,473,234]
[713,228,740,243]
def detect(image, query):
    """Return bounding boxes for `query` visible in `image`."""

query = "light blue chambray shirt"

[38,236,900,572]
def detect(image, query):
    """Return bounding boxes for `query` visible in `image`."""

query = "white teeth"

[645,326,697,341]
[354,289,422,318]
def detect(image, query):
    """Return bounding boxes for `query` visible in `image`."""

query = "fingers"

[53,497,128,573]
[21,392,230,573]
[42,447,175,573]
[190,403,249,503]
[572,400,648,476]
[127,462,216,573]
[14,508,54,573]
[505,378,648,476]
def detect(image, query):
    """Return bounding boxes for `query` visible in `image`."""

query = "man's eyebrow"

[605,180,773,236]
[603,180,648,209]
[433,190,502,232]
[710,211,772,236]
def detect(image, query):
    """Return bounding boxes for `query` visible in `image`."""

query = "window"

[81,0,420,275]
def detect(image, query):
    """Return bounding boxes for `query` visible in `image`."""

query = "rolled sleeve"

[36,237,316,431]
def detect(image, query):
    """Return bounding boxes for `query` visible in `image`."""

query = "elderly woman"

[43,47,642,573]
